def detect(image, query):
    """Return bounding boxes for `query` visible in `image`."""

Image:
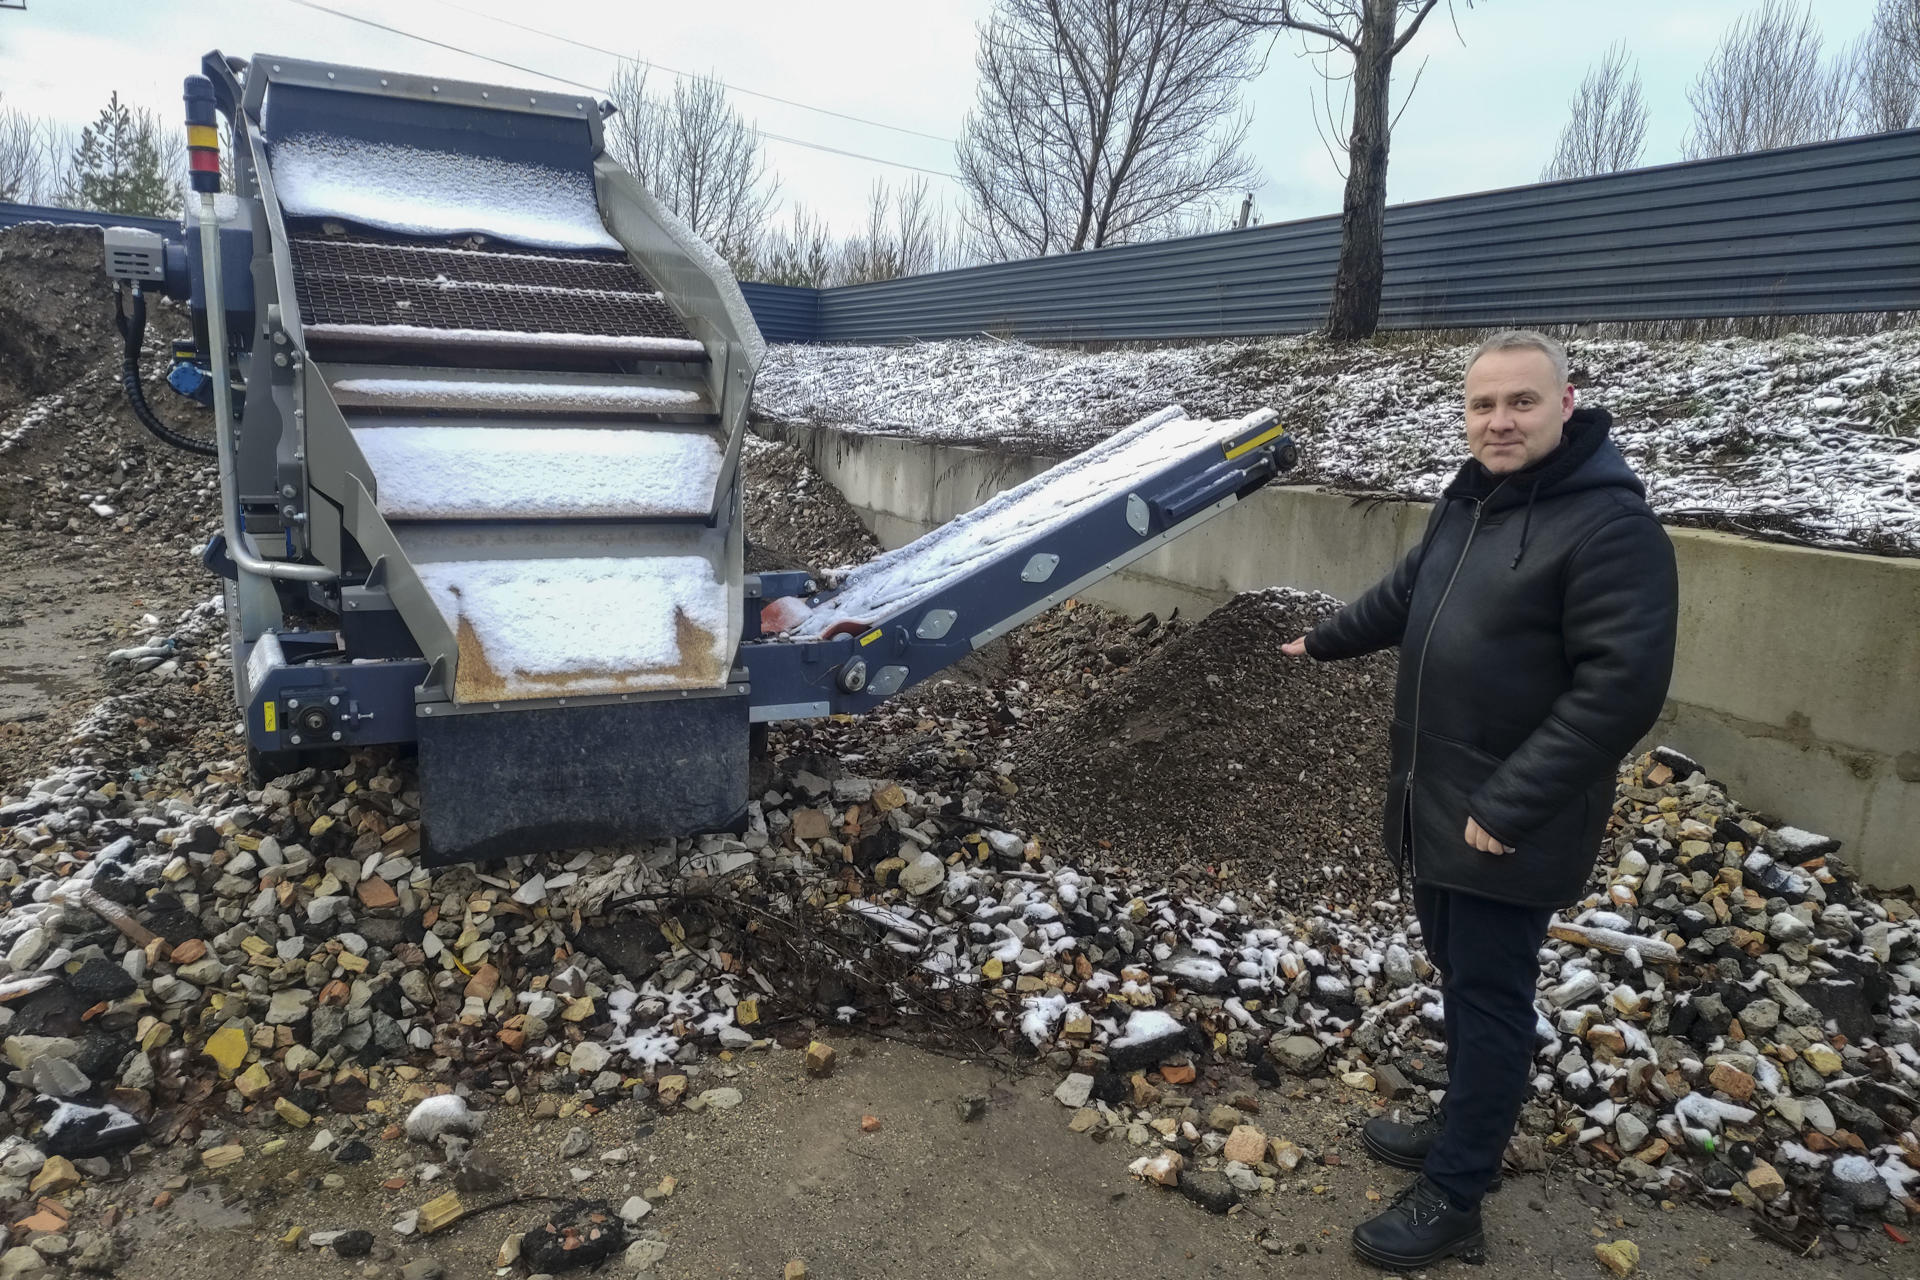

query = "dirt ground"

[75,1035,1892,1280]
[0,564,125,727]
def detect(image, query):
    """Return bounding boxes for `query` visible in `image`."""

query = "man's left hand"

[1465,817,1514,855]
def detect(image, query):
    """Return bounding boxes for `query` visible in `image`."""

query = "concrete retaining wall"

[765,422,1920,891]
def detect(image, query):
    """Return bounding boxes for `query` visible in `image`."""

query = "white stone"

[1382,944,1416,989]
[1053,1073,1095,1109]
[6,930,49,972]
[1615,1113,1650,1153]
[624,1240,669,1272]
[899,851,946,896]
[568,1042,611,1075]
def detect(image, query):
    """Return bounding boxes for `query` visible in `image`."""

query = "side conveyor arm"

[740,409,1298,721]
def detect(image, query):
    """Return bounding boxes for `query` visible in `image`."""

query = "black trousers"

[1413,882,1552,1210]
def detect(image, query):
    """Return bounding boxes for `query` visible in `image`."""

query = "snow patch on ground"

[272,133,620,252]
[755,332,1920,555]
[1111,1008,1184,1048]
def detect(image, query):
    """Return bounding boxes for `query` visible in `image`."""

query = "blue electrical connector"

[166,340,213,406]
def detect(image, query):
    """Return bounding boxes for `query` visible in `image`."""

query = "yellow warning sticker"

[859,629,883,647]
[1223,423,1285,461]
[263,701,277,733]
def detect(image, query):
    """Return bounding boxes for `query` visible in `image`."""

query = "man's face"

[1464,348,1575,474]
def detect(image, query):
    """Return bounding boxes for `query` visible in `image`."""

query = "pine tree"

[68,92,180,217]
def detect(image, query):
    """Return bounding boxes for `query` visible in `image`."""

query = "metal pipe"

[195,191,332,584]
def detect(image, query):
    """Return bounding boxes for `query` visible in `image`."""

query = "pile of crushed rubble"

[0,582,1913,1269]
[740,434,879,577]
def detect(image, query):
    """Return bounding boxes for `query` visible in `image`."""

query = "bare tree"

[1877,0,1920,62]
[604,63,779,274]
[0,94,58,204]
[751,204,838,287]
[1214,2,1464,341]
[956,0,1262,260]
[1852,0,1920,133]
[1541,41,1648,180]
[840,178,942,283]
[1683,0,1857,159]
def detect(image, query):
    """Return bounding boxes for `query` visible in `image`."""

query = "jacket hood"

[1444,407,1643,510]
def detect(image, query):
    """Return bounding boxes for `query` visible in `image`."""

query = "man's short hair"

[1466,330,1569,386]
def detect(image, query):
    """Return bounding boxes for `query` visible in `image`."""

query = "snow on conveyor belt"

[776,405,1274,640]
[272,133,622,252]
[352,425,724,520]
[305,324,707,360]
[416,554,732,703]
[328,374,709,415]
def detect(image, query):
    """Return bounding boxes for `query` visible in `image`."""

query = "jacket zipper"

[1405,487,1500,883]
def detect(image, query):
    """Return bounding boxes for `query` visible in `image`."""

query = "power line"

[286,0,604,94]
[754,131,955,179]
[424,0,956,146]
[285,0,958,179]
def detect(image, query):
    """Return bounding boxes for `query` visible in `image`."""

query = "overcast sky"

[0,0,1888,237]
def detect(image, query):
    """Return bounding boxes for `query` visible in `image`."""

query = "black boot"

[1361,1109,1441,1170]
[1362,1110,1501,1191]
[1351,1176,1485,1271]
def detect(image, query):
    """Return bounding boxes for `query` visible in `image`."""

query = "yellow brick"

[204,1025,249,1073]
[234,1063,274,1100]
[417,1192,467,1234]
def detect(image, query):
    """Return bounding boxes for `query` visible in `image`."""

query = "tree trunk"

[1326,0,1397,341]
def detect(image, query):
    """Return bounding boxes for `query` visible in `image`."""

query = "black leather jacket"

[1306,409,1679,907]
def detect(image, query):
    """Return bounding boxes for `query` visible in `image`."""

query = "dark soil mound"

[1011,589,1400,907]
[0,224,120,415]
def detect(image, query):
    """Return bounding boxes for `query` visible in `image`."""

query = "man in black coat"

[1282,330,1679,1270]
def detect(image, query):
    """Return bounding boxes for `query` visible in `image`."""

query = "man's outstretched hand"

[1281,635,1308,657]
[1466,817,1514,855]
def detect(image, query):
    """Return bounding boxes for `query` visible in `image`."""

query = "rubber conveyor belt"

[745,405,1297,714]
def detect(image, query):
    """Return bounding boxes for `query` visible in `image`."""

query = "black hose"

[115,285,219,458]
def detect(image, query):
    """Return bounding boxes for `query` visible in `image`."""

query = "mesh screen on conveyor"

[288,233,694,341]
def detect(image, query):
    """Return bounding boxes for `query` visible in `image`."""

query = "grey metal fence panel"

[736,282,820,344]
[0,203,177,237]
[15,131,1919,345]
[797,129,1920,344]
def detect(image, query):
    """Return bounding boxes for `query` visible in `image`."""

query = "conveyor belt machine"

[101,51,1298,864]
